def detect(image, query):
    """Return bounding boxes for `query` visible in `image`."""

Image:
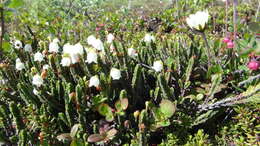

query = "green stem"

[201,32,213,67]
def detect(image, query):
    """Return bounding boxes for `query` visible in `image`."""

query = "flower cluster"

[222,37,234,48]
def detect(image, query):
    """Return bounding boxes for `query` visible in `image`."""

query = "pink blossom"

[227,41,234,48]
[222,37,230,43]
[247,60,259,71]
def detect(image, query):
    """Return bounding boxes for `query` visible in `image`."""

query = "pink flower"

[247,60,259,71]
[222,37,230,43]
[96,27,101,31]
[227,41,234,48]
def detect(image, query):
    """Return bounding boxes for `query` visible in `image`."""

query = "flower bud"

[133,110,140,119]
[41,70,48,79]
[31,67,37,74]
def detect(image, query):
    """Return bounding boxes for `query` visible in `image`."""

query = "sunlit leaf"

[159,99,176,118]
[70,124,81,138]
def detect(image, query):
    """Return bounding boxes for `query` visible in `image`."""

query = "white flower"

[107,33,115,43]
[33,88,39,95]
[127,48,138,57]
[87,35,104,51]
[32,74,44,87]
[86,51,98,64]
[109,44,115,52]
[52,38,60,43]
[144,34,155,43]
[70,53,80,64]
[45,22,49,25]
[61,57,71,67]
[63,43,74,54]
[14,40,23,49]
[49,42,59,53]
[62,43,84,65]
[74,43,84,55]
[186,10,209,31]
[92,39,104,51]
[15,58,25,71]
[110,68,121,80]
[24,44,32,52]
[34,52,44,62]
[43,64,49,70]
[152,60,163,72]
[87,35,97,46]
[89,76,100,87]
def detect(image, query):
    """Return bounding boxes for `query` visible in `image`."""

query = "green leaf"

[248,22,260,33]
[191,110,218,127]
[70,124,81,138]
[241,83,260,104]
[115,98,128,112]
[208,74,222,99]
[196,94,204,101]
[70,139,84,146]
[98,103,112,116]
[159,99,176,118]
[156,120,171,127]
[105,114,114,122]
[2,42,11,53]
[106,128,117,138]
[115,100,122,112]
[8,0,24,8]
[184,56,194,85]
[120,98,128,110]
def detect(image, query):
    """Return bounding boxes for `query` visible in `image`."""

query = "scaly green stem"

[201,32,213,67]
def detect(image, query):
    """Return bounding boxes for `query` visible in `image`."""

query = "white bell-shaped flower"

[107,33,115,43]
[61,57,71,67]
[110,68,121,80]
[24,44,32,52]
[49,42,59,53]
[34,52,44,62]
[74,43,84,55]
[43,64,49,70]
[152,60,163,72]
[89,75,100,87]
[15,58,25,71]
[87,35,97,46]
[186,10,209,31]
[70,53,80,64]
[63,43,74,54]
[92,39,104,51]
[52,38,60,43]
[32,74,44,87]
[33,88,39,95]
[127,48,138,57]
[144,34,155,43]
[86,51,98,64]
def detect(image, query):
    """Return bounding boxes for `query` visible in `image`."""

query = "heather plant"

[0,0,260,145]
